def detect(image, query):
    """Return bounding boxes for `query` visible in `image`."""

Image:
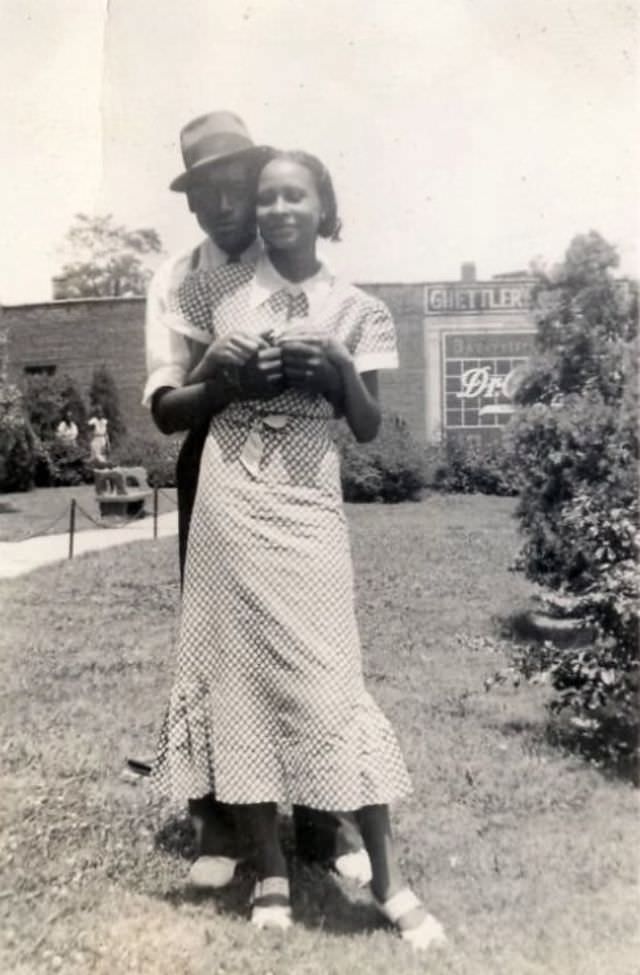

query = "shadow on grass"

[0,501,19,514]
[153,813,380,937]
[154,814,197,860]
[498,609,639,787]
[546,718,639,787]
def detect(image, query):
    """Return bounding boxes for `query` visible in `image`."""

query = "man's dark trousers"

[176,424,349,864]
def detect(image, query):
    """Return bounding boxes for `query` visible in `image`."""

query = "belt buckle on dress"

[239,413,289,479]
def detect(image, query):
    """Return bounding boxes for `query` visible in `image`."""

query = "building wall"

[360,283,427,441]
[1,271,537,446]
[2,297,157,439]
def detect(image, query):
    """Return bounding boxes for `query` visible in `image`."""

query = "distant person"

[87,405,109,464]
[55,409,78,446]
[141,110,369,892]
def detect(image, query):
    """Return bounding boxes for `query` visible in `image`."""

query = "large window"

[443,332,535,430]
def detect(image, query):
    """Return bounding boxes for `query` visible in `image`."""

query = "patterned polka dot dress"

[152,260,413,810]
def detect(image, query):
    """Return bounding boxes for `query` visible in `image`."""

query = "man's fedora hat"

[170,111,267,192]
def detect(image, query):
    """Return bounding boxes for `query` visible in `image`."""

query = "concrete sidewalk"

[0,511,178,579]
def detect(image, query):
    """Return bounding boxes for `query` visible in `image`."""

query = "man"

[141,110,370,888]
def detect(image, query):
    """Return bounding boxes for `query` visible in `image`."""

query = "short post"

[68,498,76,560]
[153,487,159,540]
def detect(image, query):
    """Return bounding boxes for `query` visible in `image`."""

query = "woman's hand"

[278,332,380,441]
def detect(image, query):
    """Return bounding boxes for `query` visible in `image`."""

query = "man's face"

[186,158,256,255]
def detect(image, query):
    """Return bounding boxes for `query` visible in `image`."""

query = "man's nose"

[218,190,235,213]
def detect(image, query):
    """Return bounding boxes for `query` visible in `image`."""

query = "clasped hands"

[200,328,350,401]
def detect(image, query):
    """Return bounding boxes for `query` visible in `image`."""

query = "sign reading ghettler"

[443,332,536,435]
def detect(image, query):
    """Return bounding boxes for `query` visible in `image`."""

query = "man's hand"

[277,333,351,394]
[196,330,270,382]
[240,346,286,399]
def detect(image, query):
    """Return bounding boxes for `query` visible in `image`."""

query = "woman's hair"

[259,149,342,241]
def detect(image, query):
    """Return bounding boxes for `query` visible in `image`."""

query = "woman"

[87,404,109,464]
[56,409,79,446]
[153,150,445,950]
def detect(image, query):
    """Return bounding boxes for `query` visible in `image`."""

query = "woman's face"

[256,159,322,252]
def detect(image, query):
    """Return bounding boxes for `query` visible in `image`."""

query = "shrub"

[22,373,88,443]
[112,433,181,487]
[88,365,127,445]
[433,435,518,496]
[335,413,428,503]
[0,385,37,492]
[34,439,93,488]
[505,232,639,769]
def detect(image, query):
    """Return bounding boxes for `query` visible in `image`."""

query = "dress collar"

[248,253,334,315]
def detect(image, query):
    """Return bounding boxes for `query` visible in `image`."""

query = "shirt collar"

[196,235,262,270]
[248,253,334,315]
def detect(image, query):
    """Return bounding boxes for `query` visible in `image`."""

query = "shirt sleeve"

[142,262,198,407]
[351,302,399,373]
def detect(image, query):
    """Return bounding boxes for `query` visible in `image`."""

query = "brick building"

[1,264,535,444]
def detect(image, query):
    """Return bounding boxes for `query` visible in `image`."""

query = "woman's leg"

[356,803,447,947]
[237,803,291,930]
[238,803,287,879]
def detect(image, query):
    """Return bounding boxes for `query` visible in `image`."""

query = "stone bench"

[93,466,152,519]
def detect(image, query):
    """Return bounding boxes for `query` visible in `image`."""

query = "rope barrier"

[73,499,148,531]
[2,487,179,550]
[3,506,71,543]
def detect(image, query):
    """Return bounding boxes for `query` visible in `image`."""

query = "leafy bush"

[335,413,428,502]
[505,232,639,770]
[112,433,181,487]
[22,373,87,443]
[433,436,517,496]
[0,385,37,492]
[34,439,92,488]
[88,365,127,445]
[506,386,637,591]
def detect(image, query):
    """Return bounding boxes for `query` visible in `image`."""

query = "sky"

[0,0,638,304]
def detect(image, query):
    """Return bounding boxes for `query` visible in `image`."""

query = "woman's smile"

[256,159,322,251]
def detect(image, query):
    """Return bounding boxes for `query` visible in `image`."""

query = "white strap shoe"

[373,887,447,951]
[250,876,292,931]
[188,855,239,889]
[334,849,373,886]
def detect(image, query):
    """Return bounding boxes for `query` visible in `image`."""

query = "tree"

[54,214,163,299]
[88,365,127,445]
[0,384,37,492]
[516,230,637,406]
[23,373,87,443]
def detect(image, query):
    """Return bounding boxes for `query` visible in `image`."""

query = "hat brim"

[170,145,273,192]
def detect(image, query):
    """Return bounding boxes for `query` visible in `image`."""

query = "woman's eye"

[284,189,305,203]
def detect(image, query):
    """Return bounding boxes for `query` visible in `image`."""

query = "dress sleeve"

[351,302,399,373]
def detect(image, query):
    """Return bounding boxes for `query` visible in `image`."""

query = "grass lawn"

[0,485,178,542]
[1,494,637,975]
